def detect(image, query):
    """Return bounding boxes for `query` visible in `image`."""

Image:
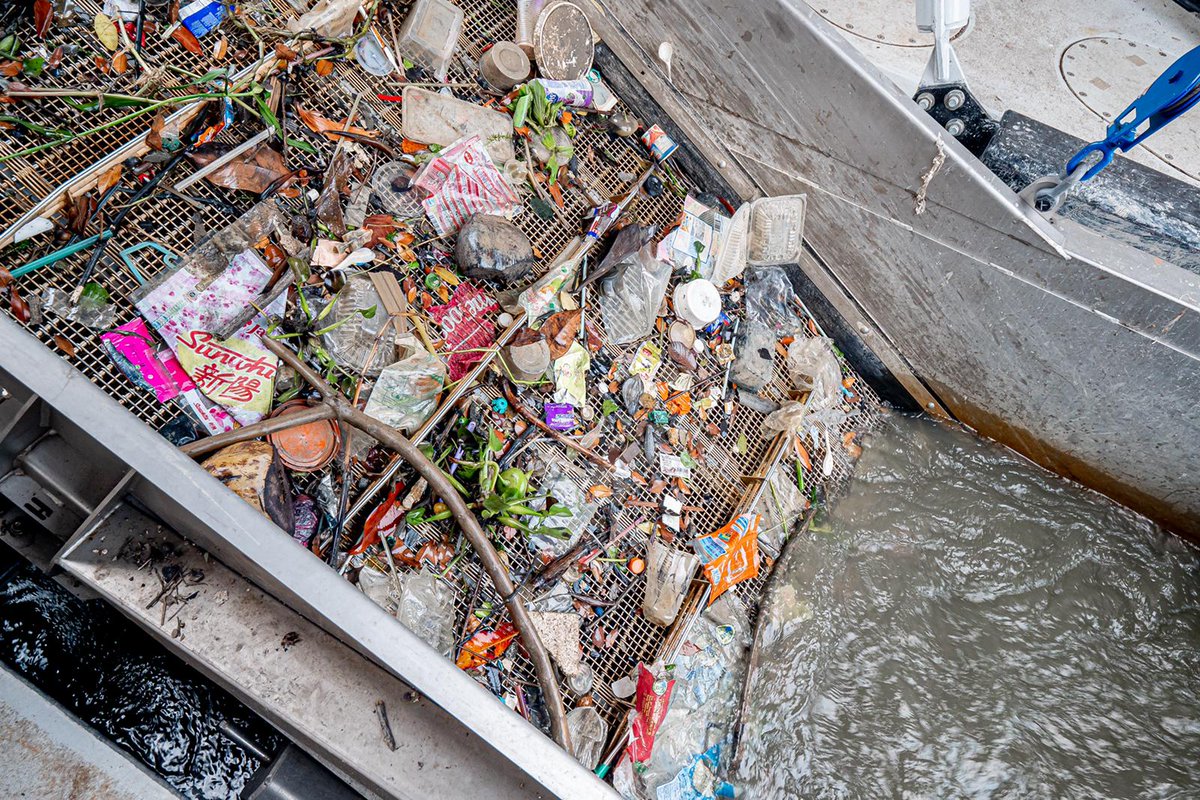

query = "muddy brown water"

[739,413,1200,799]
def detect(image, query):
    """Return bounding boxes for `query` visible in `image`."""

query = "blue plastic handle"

[1066,43,1200,182]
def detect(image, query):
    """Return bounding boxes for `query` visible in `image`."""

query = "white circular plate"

[1061,37,1200,182]
[809,0,933,47]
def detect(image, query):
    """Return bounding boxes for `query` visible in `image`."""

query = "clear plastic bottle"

[566,695,608,770]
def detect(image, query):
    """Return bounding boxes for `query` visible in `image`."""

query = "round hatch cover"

[1061,37,1200,182]
[534,1,594,81]
[810,0,933,47]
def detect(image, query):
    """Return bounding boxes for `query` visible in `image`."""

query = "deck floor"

[808,0,1200,185]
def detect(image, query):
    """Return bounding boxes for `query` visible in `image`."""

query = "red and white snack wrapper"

[628,662,676,766]
[413,135,520,235]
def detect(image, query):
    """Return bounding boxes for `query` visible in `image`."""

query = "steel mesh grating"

[0,0,883,768]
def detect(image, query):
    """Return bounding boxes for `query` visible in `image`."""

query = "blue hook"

[1066,44,1200,182]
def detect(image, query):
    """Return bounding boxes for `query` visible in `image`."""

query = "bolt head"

[945,89,966,110]
[946,118,965,136]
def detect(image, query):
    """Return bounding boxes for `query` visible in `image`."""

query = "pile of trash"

[0,0,877,793]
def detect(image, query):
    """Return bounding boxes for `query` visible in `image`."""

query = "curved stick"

[242,338,573,750]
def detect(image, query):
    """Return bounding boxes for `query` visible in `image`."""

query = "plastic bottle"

[566,695,608,770]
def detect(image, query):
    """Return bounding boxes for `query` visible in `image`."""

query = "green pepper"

[496,467,529,500]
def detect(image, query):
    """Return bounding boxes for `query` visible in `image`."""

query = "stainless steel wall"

[596,0,1200,537]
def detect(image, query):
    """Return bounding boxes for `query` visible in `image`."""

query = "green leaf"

[0,115,71,138]
[736,432,748,455]
[286,136,317,154]
[255,93,282,140]
[357,304,377,319]
[545,504,573,518]
[22,57,45,77]
[511,93,531,129]
[312,316,355,336]
[487,429,504,452]
[601,398,619,417]
[679,451,698,469]
[315,292,340,323]
[482,494,509,517]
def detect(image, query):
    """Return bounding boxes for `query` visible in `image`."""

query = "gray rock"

[456,214,537,286]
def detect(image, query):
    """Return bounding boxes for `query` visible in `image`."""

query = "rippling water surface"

[0,560,280,799]
[739,414,1200,799]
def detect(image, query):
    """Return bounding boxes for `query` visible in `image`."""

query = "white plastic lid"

[673,279,721,328]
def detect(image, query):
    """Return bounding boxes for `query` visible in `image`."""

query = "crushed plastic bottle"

[566,695,608,770]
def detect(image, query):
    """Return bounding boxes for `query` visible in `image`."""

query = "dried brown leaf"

[62,192,95,236]
[97,164,123,195]
[112,51,128,74]
[145,111,166,151]
[314,59,334,76]
[34,0,53,39]
[294,105,377,140]
[94,55,110,74]
[0,268,13,288]
[190,143,288,194]
[93,13,119,51]
[170,25,202,55]
[0,61,22,78]
[47,45,63,69]
[540,309,581,360]
[53,335,76,358]
[10,287,30,323]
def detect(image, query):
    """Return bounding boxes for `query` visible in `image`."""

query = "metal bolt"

[946,118,966,137]
[856,323,870,335]
[944,89,966,110]
[926,402,936,410]
[718,159,728,168]
[916,92,935,111]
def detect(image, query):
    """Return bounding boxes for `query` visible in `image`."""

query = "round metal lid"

[810,0,933,47]
[268,400,342,472]
[534,1,594,81]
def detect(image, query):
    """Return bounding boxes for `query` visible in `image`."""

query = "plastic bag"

[397,568,456,656]
[743,265,802,336]
[729,320,774,394]
[600,241,671,345]
[786,336,841,410]
[364,348,446,433]
[692,513,760,602]
[42,285,117,329]
[528,465,596,558]
[642,538,698,626]
[567,705,608,770]
[358,562,402,615]
[761,337,843,438]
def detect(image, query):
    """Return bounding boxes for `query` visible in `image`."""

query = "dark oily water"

[0,560,280,800]
[739,414,1200,799]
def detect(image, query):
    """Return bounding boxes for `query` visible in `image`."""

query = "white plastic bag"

[600,242,671,345]
[364,348,446,433]
[397,568,456,655]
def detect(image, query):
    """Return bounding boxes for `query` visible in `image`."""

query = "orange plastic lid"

[268,400,342,472]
